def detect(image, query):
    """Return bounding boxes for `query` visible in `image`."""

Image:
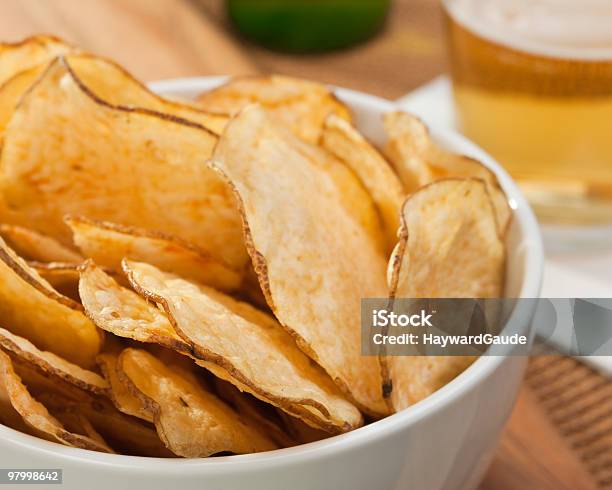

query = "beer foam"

[445,0,612,60]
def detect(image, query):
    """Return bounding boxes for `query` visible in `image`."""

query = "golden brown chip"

[117,348,276,457]
[383,111,511,234]
[197,75,352,143]
[0,327,107,396]
[388,179,505,299]
[0,56,247,270]
[43,404,112,451]
[382,179,505,412]
[0,35,74,86]
[210,105,389,416]
[11,358,94,404]
[0,358,32,433]
[0,349,113,453]
[386,356,476,413]
[97,352,153,423]
[66,216,240,292]
[77,400,173,457]
[320,114,404,252]
[0,50,226,166]
[383,111,433,192]
[82,258,359,433]
[79,261,190,353]
[213,378,295,448]
[240,262,272,311]
[36,391,173,457]
[0,224,83,263]
[79,402,173,457]
[0,66,47,142]
[432,153,511,235]
[52,409,103,442]
[296,139,385,253]
[0,36,74,149]
[31,261,120,299]
[0,36,71,222]
[277,409,331,445]
[0,51,225,165]
[0,236,102,368]
[64,54,228,134]
[122,260,363,433]
[28,262,81,299]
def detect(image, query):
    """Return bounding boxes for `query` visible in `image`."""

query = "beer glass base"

[521,181,612,226]
[522,183,612,251]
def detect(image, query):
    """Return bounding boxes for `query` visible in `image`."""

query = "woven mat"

[526,353,612,488]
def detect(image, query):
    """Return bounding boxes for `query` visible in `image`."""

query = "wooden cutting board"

[1,0,610,488]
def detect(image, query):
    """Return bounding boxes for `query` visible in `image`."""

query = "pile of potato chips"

[0,35,509,457]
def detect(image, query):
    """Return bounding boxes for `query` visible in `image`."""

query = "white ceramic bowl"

[0,78,544,490]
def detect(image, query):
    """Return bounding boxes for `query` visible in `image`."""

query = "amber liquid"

[444,11,612,225]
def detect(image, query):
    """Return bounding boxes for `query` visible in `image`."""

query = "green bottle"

[228,0,391,53]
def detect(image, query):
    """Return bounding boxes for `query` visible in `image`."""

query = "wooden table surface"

[1,1,610,488]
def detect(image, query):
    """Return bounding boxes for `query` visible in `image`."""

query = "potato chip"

[277,410,331,445]
[0,236,102,367]
[386,356,476,413]
[384,112,511,234]
[0,56,247,270]
[36,391,173,457]
[11,357,94,404]
[64,54,228,134]
[0,358,32,433]
[97,352,153,423]
[31,261,120,297]
[18,331,166,456]
[382,179,505,412]
[81,261,360,433]
[0,49,227,157]
[0,224,82,263]
[79,261,190,354]
[0,52,225,162]
[0,35,74,86]
[213,378,295,448]
[210,105,389,416]
[0,327,107,396]
[122,259,363,433]
[50,408,102,441]
[320,114,404,252]
[0,36,74,148]
[295,139,385,252]
[197,75,352,143]
[0,349,113,453]
[117,348,277,457]
[77,400,173,457]
[43,404,112,450]
[0,66,47,142]
[240,263,272,311]
[28,262,81,299]
[383,111,433,192]
[66,216,240,292]
[387,179,505,299]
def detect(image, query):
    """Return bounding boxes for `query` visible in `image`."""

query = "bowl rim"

[0,76,544,470]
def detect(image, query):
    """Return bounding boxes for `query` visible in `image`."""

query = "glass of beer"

[442,0,612,226]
